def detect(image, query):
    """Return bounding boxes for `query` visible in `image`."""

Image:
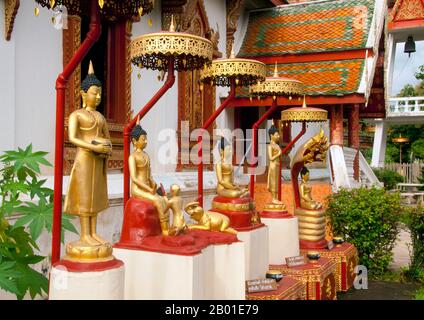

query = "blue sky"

[391,40,424,96]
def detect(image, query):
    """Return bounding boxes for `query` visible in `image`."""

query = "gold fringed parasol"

[281,96,328,123]
[130,16,213,72]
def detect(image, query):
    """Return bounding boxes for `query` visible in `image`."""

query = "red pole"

[197,79,236,206]
[51,1,101,265]
[278,121,306,201]
[249,99,278,198]
[123,59,175,206]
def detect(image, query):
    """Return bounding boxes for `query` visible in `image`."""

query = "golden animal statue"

[264,125,286,211]
[185,202,237,235]
[64,61,113,262]
[215,138,250,198]
[129,119,170,236]
[290,128,329,249]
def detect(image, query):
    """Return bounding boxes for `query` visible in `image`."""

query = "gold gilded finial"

[302,95,307,108]
[169,15,176,32]
[50,0,55,9]
[230,47,235,59]
[273,61,278,77]
[88,61,95,75]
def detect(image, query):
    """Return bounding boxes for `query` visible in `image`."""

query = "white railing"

[388,96,424,116]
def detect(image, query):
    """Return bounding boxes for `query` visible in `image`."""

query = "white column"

[371,119,388,167]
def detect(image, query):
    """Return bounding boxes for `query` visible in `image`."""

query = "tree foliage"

[326,187,401,277]
[0,145,77,299]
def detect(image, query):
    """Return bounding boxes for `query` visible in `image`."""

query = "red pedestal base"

[210,196,264,231]
[300,239,328,250]
[260,210,292,219]
[115,197,238,256]
[53,258,124,272]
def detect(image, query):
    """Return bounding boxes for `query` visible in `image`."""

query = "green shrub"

[0,145,77,299]
[373,168,404,190]
[325,187,401,278]
[403,207,424,283]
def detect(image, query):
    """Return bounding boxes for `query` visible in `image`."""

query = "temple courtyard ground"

[339,227,422,300]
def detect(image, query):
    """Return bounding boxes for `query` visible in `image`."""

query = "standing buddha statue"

[263,125,286,212]
[64,61,113,261]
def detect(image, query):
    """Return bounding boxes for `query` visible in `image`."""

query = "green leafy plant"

[325,187,401,277]
[373,168,404,190]
[0,145,77,299]
[403,206,424,283]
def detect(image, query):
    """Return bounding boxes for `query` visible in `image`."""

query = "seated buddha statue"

[128,120,170,236]
[215,139,249,198]
[299,167,322,210]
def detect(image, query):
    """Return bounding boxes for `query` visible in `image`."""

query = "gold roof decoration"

[281,96,328,123]
[34,0,154,21]
[250,62,304,99]
[130,16,213,72]
[200,49,266,87]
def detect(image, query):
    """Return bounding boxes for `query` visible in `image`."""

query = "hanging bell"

[137,73,141,80]
[35,7,40,16]
[404,35,416,58]
[138,7,144,17]
[148,18,153,27]
[98,0,105,9]
[50,0,55,9]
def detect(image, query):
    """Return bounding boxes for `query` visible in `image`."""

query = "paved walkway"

[389,227,412,271]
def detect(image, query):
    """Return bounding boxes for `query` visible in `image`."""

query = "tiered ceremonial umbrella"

[249,63,304,199]
[197,51,267,205]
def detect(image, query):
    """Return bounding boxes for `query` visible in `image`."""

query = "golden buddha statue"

[299,167,323,210]
[64,61,113,262]
[215,139,249,198]
[185,202,237,234]
[290,128,329,248]
[128,120,170,236]
[167,184,187,236]
[264,125,286,211]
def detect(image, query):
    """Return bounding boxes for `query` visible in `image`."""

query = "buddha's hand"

[93,144,112,155]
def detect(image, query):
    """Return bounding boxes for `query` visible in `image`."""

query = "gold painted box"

[246,276,306,300]
[270,257,337,300]
[301,242,358,292]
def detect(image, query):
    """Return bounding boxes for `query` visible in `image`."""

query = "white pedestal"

[262,216,300,265]
[49,263,125,300]
[114,242,245,300]
[237,226,269,280]
[211,242,245,300]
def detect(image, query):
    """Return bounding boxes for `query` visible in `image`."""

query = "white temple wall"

[12,1,62,173]
[0,1,16,154]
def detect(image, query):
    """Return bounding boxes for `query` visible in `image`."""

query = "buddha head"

[301,166,310,182]
[81,61,102,109]
[131,119,148,150]
[268,125,280,144]
[170,184,180,197]
[219,137,232,164]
